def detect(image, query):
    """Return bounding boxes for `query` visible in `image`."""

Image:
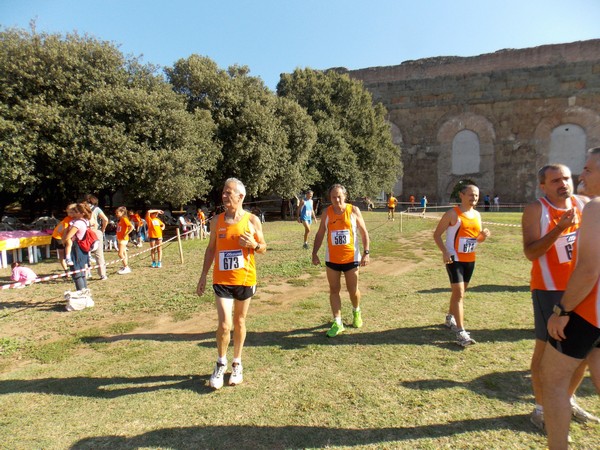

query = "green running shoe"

[352,310,363,328]
[326,321,345,337]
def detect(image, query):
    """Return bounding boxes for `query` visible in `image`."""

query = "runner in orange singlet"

[542,148,600,449]
[521,163,596,431]
[197,178,267,389]
[433,184,490,347]
[312,184,370,337]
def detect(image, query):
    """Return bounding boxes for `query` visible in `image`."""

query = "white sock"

[232,357,242,365]
[334,316,342,326]
[217,356,227,366]
[353,306,360,312]
[535,404,543,413]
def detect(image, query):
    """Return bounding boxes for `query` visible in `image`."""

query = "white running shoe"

[229,363,243,386]
[209,363,227,390]
[445,314,459,332]
[117,266,132,275]
[530,408,544,431]
[571,400,600,423]
[456,329,476,347]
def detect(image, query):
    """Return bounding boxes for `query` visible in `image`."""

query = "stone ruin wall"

[345,40,600,204]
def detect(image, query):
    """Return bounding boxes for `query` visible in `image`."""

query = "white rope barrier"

[0,229,197,291]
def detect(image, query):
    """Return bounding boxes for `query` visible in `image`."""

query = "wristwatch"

[364,250,370,255]
[553,303,571,316]
[254,243,261,251]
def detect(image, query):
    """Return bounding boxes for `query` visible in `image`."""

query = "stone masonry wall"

[344,40,600,203]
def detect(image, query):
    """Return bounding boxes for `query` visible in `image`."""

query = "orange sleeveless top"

[213,212,257,286]
[444,206,482,263]
[530,196,584,291]
[325,204,360,264]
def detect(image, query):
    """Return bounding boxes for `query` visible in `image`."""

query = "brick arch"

[534,106,600,170]
[436,113,496,202]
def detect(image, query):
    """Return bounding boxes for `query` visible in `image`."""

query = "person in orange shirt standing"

[387,193,398,221]
[146,209,165,268]
[52,204,76,273]
[115,206,134,274]
[409,194,416,210]
[312,184,370,337]
[196,178,267,390]
[433,184,490,347]
[197,208,207,239]
[521,163,596,432]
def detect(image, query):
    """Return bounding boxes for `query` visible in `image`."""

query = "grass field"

[0,211,598,449]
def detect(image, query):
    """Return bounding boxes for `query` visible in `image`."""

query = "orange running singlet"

[325,204,360,264]
[530,196,585,291]
[444,206,482,263]
[213,212,257,286]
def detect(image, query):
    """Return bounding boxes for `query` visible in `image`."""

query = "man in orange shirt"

[542,149,600,449]
[312,184,370,337]
[521,163,596,432]
[196,178,267,389]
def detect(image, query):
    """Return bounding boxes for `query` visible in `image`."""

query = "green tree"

[0,27,217,211]
[166,55,317,199]
[277,68,402,199]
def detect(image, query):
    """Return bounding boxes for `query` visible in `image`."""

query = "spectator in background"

[178,214,193,240]
[297,190,318,249]
[11,261,37,284]
[387,193,398,221]
[483,194,491,211]
[51,205,75,274]
[146,209,165,268]
[420,195,428,216]
[129,210,143,247]
[85,194,108,280]
[115,206,133,274]
[62,203,93,291]
[493,194,500,211]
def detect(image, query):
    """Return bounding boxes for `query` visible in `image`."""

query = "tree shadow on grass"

[81,324,533,351]
[418,284,530,294]
[402,369,532,402]
[0,374,211,398]
[70,415,537,450]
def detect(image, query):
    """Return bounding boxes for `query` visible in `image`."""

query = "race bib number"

[555,232,576,264]
[219,250,244,271]
[458,237,478,253]
[331,230,350,246]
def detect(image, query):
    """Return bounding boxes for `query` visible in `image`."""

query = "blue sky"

[1,0,599,90]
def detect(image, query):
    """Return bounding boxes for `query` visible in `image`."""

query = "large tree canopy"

[0,28,216,210]
[166,55,318,199]
[277,68,402,198]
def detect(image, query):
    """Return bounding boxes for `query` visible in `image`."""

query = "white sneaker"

[456,329,476,347]
[117,266,132,275]
[445,314,459,332]
[229,363,243,386]
[571,399,600,423]
[530,408,544,431]
[209,363,227,390]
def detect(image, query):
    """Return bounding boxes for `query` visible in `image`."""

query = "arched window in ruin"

[452,129,480,175]
[548,124,587,174]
